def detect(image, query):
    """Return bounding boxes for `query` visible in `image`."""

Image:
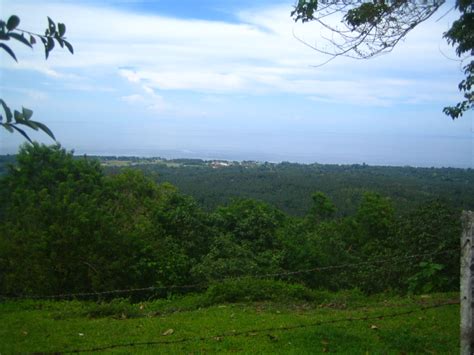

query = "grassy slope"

[0,292,458,354]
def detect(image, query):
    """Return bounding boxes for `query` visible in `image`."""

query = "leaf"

[14,110,23,122]
[6,15,20,31]
[47,17,56,35]
[20,120,39,131]
[8,32,32,48]
[0,99,13,123]
[22,107,33,120]
[10,125,33,143]
[56,37,64,48]
[43,37,55,59]
[47,37,55,52]
[30,35,36,45]
[2,123,14,133]
[58,23,66,37]
[64,40,74,54]
[30,120,56,141]
[0,43,17,61]
[162,329,174,336]
[40,37,49,59]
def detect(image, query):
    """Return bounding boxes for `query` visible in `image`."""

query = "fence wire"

[0,248,457,300]
[56,300,458,354]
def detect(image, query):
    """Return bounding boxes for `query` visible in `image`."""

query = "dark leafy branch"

[0,15,74,142]
[442,0,473,118]
[292,0,472,119]
[0,100,55,143]
[292,1,444,59]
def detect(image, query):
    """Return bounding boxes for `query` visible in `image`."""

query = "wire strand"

[0,248,457,300]
[57,300,458,354]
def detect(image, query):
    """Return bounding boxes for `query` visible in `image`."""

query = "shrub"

[84,298,140,319]
[203,278,315,305]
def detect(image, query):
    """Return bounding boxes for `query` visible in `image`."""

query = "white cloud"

[119,68,247,93]
[121,94,145,104]
[120,80,169,113]
[118,69,141,83]
[1,0,463,107]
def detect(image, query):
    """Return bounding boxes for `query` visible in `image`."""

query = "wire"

[57,300,458,354]
[0,248,457,300]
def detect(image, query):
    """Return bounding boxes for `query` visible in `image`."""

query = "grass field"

[0,291,458,354]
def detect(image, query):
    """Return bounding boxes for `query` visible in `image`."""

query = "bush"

[203,278,316,305]
[84,298,140,319]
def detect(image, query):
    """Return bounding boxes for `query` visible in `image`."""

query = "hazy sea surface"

[75,134,473,168]
[2,131,472,168]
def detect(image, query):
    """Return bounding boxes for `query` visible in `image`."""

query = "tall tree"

[292,0,473,118]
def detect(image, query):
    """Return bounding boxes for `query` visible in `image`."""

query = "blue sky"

[0,0,472,167]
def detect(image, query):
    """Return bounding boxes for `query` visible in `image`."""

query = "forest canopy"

[0,144,462,298]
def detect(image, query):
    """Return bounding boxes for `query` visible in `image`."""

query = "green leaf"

[20,119,39,130]
[58,23,66,37]
[8,32,32,48]
[64,40,74,54]
[56,37,64,48]
[10,124,33,143]
[41,37,55,59]
[47,36,55,51]
[22,107,33,120]
[0,99,13,123]
[14,110,23,122]
[40,37,49,59]
[6,15,20,31]
[0,43,17,61]
[2,123,14,133]
[30,120,56,141]
[30,35,36,45]
[47,17,56,35]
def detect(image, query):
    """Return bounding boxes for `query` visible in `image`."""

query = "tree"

[395,199,460,292]
[0,144,209,295]
[0,143,115,295]
[0,15,73,142]
[442,0,473,118]
[292,0,473,119]
[309,191,336,222]
[213,198,286,252]
[356,191,395,242]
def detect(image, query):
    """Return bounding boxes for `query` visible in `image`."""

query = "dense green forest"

[97,156,474,217]
[3,154,473,218]
[0,144,462,298]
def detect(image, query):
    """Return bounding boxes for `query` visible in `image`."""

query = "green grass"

[0,292,458,354]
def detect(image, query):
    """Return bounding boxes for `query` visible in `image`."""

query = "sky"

[0,0,472,167]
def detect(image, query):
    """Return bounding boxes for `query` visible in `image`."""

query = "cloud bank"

[1,0,462,107]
